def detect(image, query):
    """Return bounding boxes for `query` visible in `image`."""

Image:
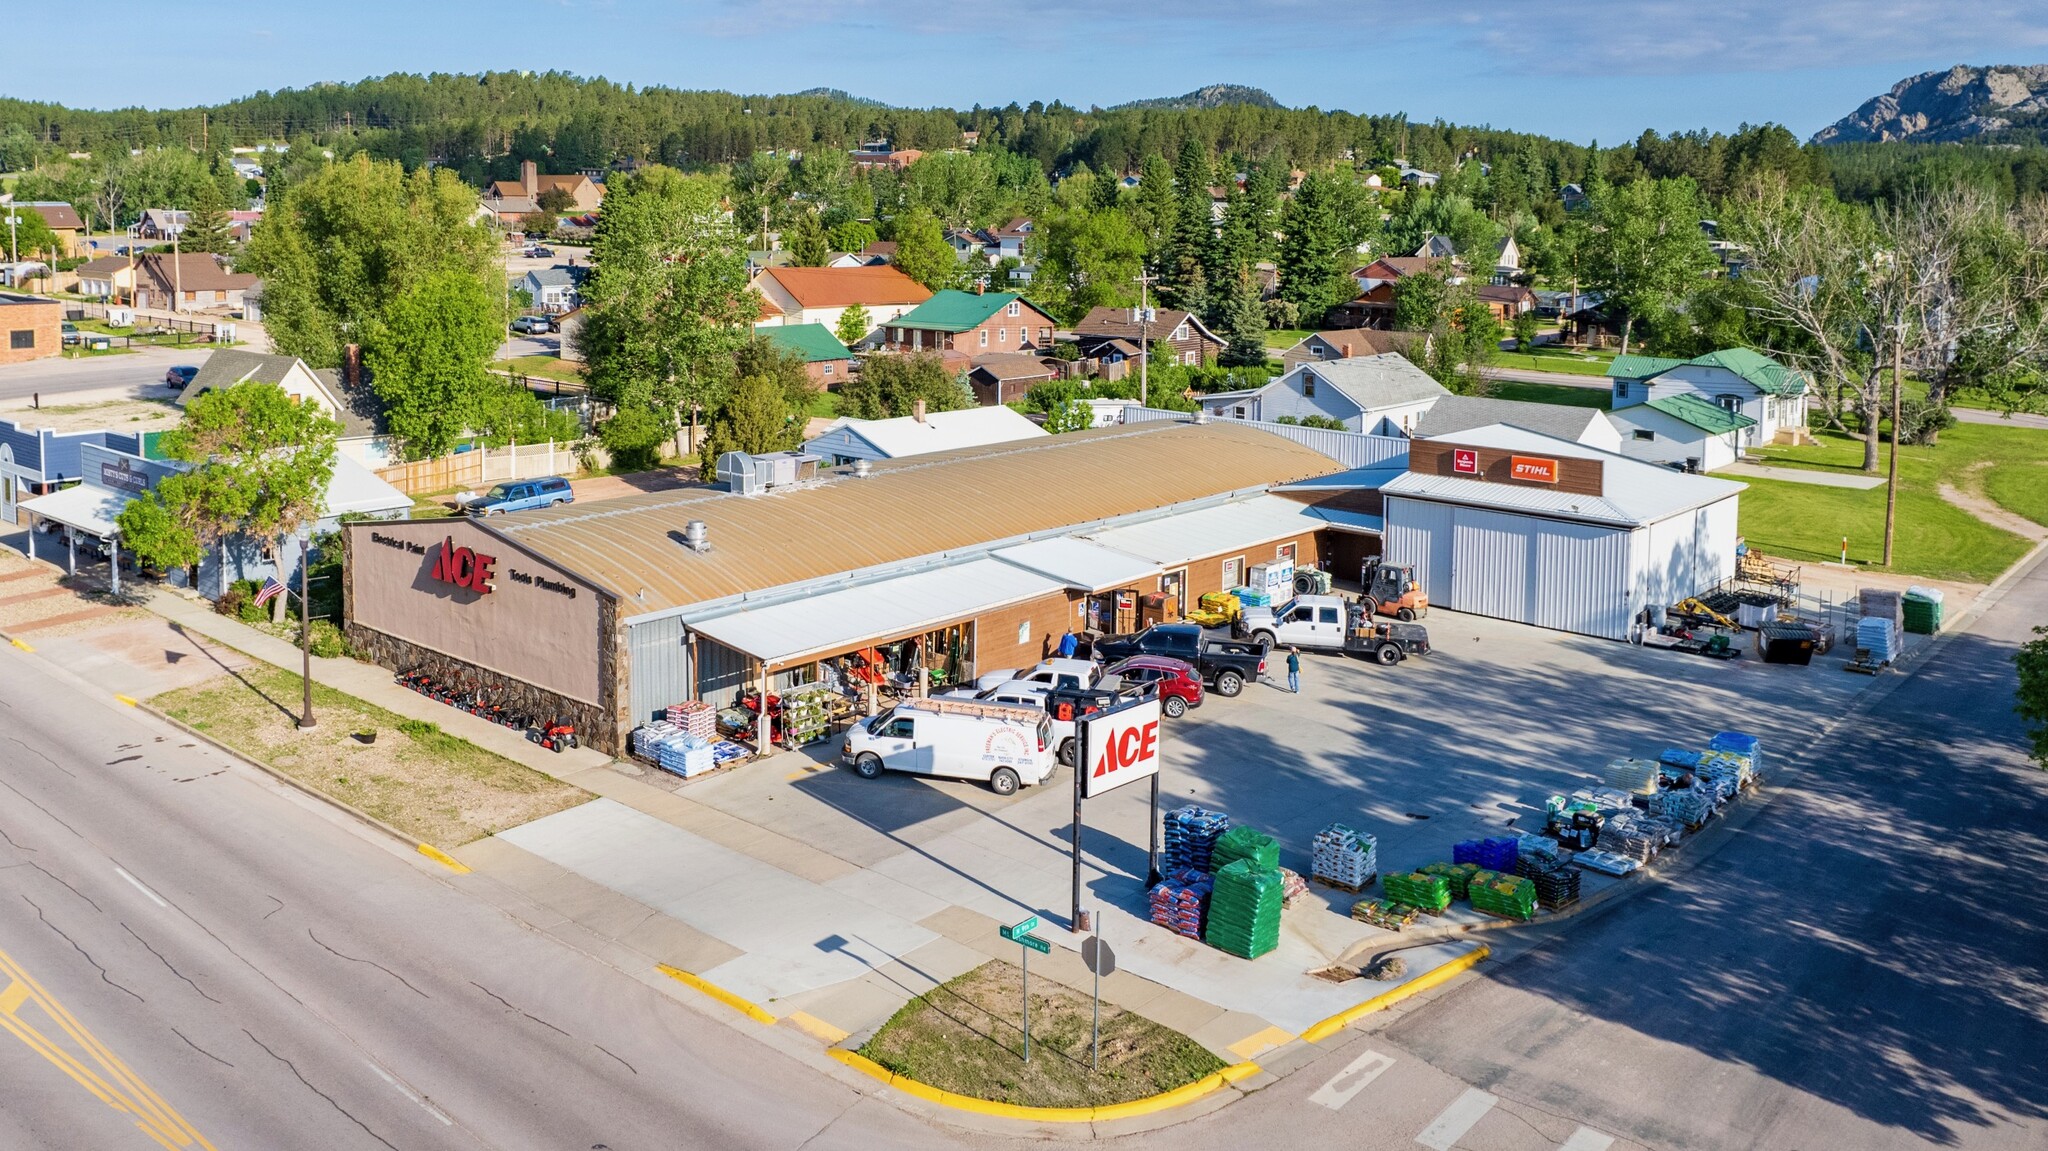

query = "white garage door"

[1528,517,1633,638]
[1450,507,1534,622]
[1383,497,1454,606]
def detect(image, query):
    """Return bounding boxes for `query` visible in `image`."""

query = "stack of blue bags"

[1163,806,1230,873]
[1709,732,1764,785]
[1452,837,1519,872]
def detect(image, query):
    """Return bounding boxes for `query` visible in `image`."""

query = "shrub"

[300,619,348,659]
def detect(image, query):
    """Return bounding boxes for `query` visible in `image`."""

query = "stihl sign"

[1081,698,1162,798]
[1509,455,1559,484]
[431,536,497,595]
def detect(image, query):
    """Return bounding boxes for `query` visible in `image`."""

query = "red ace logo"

[1090,718,1159,784]
[431,537,497,595]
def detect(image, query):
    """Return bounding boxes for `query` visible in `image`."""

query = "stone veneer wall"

[345,624,619,756]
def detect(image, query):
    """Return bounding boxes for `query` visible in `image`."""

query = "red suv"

[1102,655,1204,719]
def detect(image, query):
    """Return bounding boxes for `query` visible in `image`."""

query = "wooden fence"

[374,441,581,496]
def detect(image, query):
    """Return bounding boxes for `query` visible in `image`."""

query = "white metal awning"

[688,558,1065,666]
[1307,507,1385,535]
[19,483,133,538]
[992,537,1159,591]
[1077,495,1325,568]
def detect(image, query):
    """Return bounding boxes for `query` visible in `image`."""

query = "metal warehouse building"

[1380,423,1745,640]
[341,422,1356,754]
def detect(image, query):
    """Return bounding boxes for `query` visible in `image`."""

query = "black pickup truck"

[1090,624,1270,697]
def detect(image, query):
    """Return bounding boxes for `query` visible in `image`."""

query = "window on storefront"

[8,330,32,350]
[1276,543,1297,562]
[1162,568,1186,599]
[1221,556,1244,589]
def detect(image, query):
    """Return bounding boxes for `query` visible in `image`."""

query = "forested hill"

[3,70,2047,205]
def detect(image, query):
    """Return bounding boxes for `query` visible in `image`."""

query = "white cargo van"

[842,697,1056,795]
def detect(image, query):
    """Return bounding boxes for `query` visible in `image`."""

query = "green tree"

[892,207,954,290]
[1577,176,1715,355]
[1031,207,1143,323]
[1513,309,1539,351]
[2,207,62,270]
[364,270,505,459]
[827,220,878,254]
[1041,397,1091,433]
[180,179,233,254]
[698,373,801,471]
[735,333,821,422]
[1277,173,1356,327]
[1393,271,1449,331]
[786,210,830,266]
[834,302,873,347]
[840,353,969,419]
[475,383,581,447]
[2019,625,2048,767]
[1216,266,1269,367]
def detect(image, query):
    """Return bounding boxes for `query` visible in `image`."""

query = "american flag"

[251,576,287,608]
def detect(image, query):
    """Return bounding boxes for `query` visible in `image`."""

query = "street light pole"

[298,534,316,730]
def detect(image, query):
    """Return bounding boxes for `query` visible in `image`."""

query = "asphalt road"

[0,347,192,405]
[1383,548,2048,1151]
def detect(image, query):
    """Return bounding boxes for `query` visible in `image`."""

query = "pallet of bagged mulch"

[1519,861,1582,910]
[1204,860,1283,959]
[1381,870,1452,914]
[1420,861,1485,901]
[1351,899,1419,931]
[1467,870,1537,921]
[1210,825,1279,873]
[1312,824,1378,890]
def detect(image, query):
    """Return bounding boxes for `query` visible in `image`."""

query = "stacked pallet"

[1210,826,1280,873]
[1311,824,1378,889]
[1452,837,1518,872]
[1351,899,1418,930]
[1467,870,1537,920]
[1602,757,1662,795]
[1420,861,1484,899]
[663,700,718,740]
[1383,871,1452,913]
[655,733,717,778]
[1709,732,1764,782]
[1522,863,1582,910]
[1204,860,1283,959]
[1856,616,1902,664]
[1162,807,1230,873]
[1650,784,1715,827]
[631,721,680,758]
[1148,869,1212,939]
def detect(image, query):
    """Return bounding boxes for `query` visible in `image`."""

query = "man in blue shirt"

[1057,630,1078,659]
[1285,646,1301,693]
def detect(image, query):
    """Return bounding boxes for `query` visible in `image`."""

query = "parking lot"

[500,599,1909,1042]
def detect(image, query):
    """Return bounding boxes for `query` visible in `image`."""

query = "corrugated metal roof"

[1273,466,1407,491]
[1307,507,1385,535]
[1077,494,1326,567]
[1644,393,1756,434]
[804,405,1046,460]
[492,422,1338,616]
[20,483,132,537]
[688,557,1061,664]
[1383,423,1744,526]
[992,537,1160,590]
[1413,395,1613,444]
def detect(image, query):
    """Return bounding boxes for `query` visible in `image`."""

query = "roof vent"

[853,458,872,478]
[1193,407,1209,424]
[683,520,710,552]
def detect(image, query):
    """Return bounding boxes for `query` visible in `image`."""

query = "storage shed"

[1380,424,1744,640]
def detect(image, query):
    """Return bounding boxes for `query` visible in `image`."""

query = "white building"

[521,267,581,314]
[1607,348,1810,449]
[1411,395,1622,453]
[1200,354,1450,436]
[180,350,396,468]
[749,265,932,346]
[1609,394,1754,472]
[804,404,1047,463]
[1379,423,1745,640]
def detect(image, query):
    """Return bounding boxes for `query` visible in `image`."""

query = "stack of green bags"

[1467,869,1537,920]
[1209,826,1280,873]
[1419,861,1484,900]
[1204,859,1284,959]
[1381,871,1452,913]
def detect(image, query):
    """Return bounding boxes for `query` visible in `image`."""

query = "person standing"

[1285,646,1301,693]
[1057,629,1078,659]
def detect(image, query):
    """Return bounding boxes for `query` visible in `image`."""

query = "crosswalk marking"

[1416,1087,1497,1150]
[1558,1127,1614,1151]
[1308,1048,1396,1111]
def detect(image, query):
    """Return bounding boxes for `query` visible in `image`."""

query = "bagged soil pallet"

[1162,806,1230,873]
[1210,825,1280,873]
[1522,863,1581,910]
[1148,868,1212,940]
[1204,860,1283,959]
[1467,870,1538,920]
[1602,757,1662,795]
[1452,837,1519,872]
[1311,824,1377,889]
[1381,870,1452,913]
[1420,861,1485,900]
[1351,899,1418,930]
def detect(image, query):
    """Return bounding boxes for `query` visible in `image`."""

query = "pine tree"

[182,180,234,254]
[786,211,829,266]
[1276,173,1353,327]
[1217,266,1269,367]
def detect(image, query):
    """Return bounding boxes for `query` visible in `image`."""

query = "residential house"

[804,404,1046,463]
[230,156,264,181]
[1412,395,1623,453]
[966,353,1058,405]
[1325,283,1398,330]
[521,266,583,314]
[880,289,1057,356]
[1532,289,1601,319]
[1200,354,1450,435]
[74,256,136,300]
[129,253,258,311]
[1608,393,1755,472]
[181,349,396,467]
[944,228,987,261]
[1606,347,1810,448]
[1415,234,1458,261]
[1399,167,1440,188]
[1070,306,1225,367]
[849,148,923,171]
[984,219,1033,261]
[488,160,605,215]
[0,293,62,366]
[750,265,933,345]
[826,251,889,268]
[1349,255,1438,295]
[1491,236,1521,283]
[22,203,91,256]
[1474,283,1537,324]
[131,209,188,240]
[755,322,853,387]
[745,250,797,277]
[1560,183,1589,212]
[1278,329,1428,369]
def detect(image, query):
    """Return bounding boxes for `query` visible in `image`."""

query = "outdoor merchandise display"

[1311,824,1378,889]
[656,733,718,778]
[1163,806,1231,873]
[1515,856,1583,910]
[1204,859,1283,959]
[1148,869,1212,940]
[1420,861,1485,900]
[1278,867,1310,907]
[1855,616,1902,665]
[1452,837,1519,873]
[663,700,718,740]
[1351,899,1419,930]
[1467,870,1538,920]
[1650,783,1716,827]
[1708,732,1765,782]
[1573,849,1642,876]
[1602,757,1662,795]
[779,687,837,748]
[1382,870,1453,913]
[1903,587,1944,634]
[1210,825,1280,873]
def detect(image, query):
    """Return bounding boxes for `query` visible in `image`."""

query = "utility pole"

[1882,320,1905,568]
[171,212,183,314]
[1132,270,1156,408]
[2,193,17,266]
[298,534,316,730]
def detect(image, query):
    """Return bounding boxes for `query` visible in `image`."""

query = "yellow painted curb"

[416,844,471,874]
[787,1011,851,1044]
[114,693,138,707]
[827,1048,1260,1123]
[656,964,777,1025]
[1298,945,1490,1044]
[9,637,33,652]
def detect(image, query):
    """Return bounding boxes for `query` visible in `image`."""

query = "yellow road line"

[786,1011,850,1044]
[9,637,33,652]
[1226,1024,1295,1060]
[1298,945,1491,1044]
[655,964,777,1024]
[416,844,471,874]
[114,694,138,707]
[0,945,217,1149]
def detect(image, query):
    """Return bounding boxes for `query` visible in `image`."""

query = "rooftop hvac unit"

[716,452,763,495]
[718,450,825,494]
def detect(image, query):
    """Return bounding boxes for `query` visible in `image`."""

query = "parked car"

[60,322,81,346]
[531,246,554,258]
[1089,623,1267,697]
[165,365,199,387]
[465,476,574,516]
[509,315,555,335]
[841,697,1056,795]
[1099,656,1204,718]
[971,657,1098,693]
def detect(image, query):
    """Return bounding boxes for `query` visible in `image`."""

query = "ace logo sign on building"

[431,536,497,595]
[1081,698,1162,798]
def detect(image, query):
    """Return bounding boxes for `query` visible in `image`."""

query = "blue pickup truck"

[465,476,574,515]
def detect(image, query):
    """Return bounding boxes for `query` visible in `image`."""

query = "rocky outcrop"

[1813,64,2048,144]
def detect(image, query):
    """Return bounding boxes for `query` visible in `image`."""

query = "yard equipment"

[529,717,578,753]
[1183,590,1243,629]
[1670,597,1739,631]
[1359,560,1428,621]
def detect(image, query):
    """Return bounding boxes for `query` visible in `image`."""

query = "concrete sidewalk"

[1720,461,1888,489]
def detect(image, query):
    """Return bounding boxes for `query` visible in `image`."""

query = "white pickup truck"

[1239,595,1350,651]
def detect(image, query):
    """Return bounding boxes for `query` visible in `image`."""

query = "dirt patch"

[0,396,183,434]
[569,467,705,503]
[857,960,1227,1109]
[153,666,589,845]
[1940,462,2048,542]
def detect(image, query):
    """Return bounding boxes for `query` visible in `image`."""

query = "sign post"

[999,915,1050,1062]
[1081,929,1117,1072]
[1065,692,1164,931]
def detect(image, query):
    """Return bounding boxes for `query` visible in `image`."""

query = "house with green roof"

[1606,347,1810,451]
[879,289,1058,357]
[1608,392,1757,472]
[754,323,853,387]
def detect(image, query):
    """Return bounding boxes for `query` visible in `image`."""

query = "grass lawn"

[494,355,586,384]
[1488,347,1616,377]
[1736,423,2048,582]
[805,389,843,419]
[155,666,588,846]
[1262,328,1314,349]
[1484,380,1611,410]
[858,961,1226,1108]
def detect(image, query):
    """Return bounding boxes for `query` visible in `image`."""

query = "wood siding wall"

[1410,440,1605,497]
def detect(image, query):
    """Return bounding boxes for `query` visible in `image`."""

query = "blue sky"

[11,1,2048,142]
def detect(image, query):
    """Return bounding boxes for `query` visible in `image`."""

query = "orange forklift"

[1359,560,1429,621]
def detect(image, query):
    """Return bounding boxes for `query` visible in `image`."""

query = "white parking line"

[1416,1087,1497,1150]
[1558,1128,1614,1151]
[1308,1048,1396,1111]
[114,867,168,908]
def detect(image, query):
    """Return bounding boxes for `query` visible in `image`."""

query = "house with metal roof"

[1201,353,1450,435]
[879,290,1057,356]
[1412,395,1621,452]
[1607,347,1810,448]
[803,403,1046,463]
[754,323,852,387]
[1608,393,1756,472]
[750,265,932,344]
